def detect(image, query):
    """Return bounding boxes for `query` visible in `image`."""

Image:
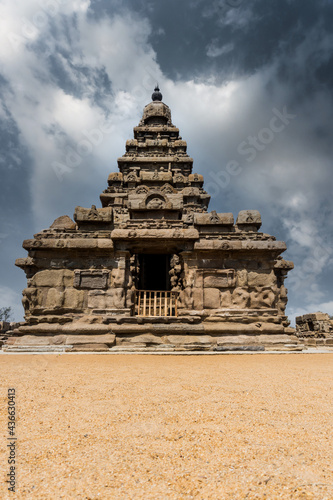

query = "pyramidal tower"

[8,87,299,352]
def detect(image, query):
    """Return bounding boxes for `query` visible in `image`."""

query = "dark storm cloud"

[89,0,333,85]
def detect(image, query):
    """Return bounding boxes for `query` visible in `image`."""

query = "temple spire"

[151,85,162,102]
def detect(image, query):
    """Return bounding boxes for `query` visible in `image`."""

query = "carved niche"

[74,270,110,289]
[139,192,173,210]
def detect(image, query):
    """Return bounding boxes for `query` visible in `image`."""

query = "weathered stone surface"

[216,334,292,345]
[203,270,235,288]
[74,206,112,223]
[66,334,115,345]
[203,288,220,309]
[296,312,333,338]
[17,323,113,335]
[45,288,64,308]
[165,335,212,345]
[194,212,234,225]
[63,289,85,309]
[118,334,164,344]
[236,210,262,228]
[248,271,276,287]
[50,215,76,230]
[69,344,109,351]
[74,270,110,290]
[9,335,66,346]
[32,270,67,288]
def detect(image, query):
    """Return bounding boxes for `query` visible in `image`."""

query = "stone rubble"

[296,312,333,347]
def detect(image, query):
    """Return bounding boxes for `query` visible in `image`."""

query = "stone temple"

[8,87,299,352]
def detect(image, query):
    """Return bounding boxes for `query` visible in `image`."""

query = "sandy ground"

[0,354,332,500]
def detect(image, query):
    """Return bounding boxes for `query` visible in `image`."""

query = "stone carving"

[127,255,138,310]
[136,185,149,194]
[161,183,174,194]
[250,287,276,309]
[276,285,288,315]
[146,197,165,209]
[22,287,42,314]
[236,210,262,230]
[74,270,109,289]
[110,267,126,308]
[125,173,138,183]
[88,205,99,220]
[209,210,220,223]
[113,208,129,222]
[182,213,194,224]
[74,206,112,224]
[203,270,235,288]
[169,254,182,291]
[181,269,195,309]
[220,290,233,308]
[232,288,250,308]
[194,213,234,225]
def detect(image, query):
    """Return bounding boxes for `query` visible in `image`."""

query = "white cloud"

[206,41,234,58]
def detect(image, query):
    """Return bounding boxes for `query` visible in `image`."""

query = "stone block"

[44,288,64,308]
[11,335,66,346]
[63,289,85,309]
[204,270,235,288]
[236,210,261,227]
[194,212,234,225]
[74,206,112,223]
[166,335,212,345]
[65,334,115,346]
[216,335,255,345]
[300,312,330,322]
[62,270,75,287]
[33,270,64,288]
[236,269,248,287]
[216,334,291,346]
[50,215,76,230]
[69,344,109,351]
[203,288,220,309]
[119,334,164,345]
[88,291,107,309]
[62,323,112,334]
[74,270,110,289]
[192,288,203,310]
[248,271,276,287]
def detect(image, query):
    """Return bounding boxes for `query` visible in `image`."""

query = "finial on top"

[152,85,162,102]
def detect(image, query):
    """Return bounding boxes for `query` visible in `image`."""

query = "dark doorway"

[138,254,170,291]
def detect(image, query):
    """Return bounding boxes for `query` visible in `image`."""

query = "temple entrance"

[138,254,170,291]
[136,254,178,317]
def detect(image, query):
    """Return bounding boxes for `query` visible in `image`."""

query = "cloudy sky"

[0,0,332,323]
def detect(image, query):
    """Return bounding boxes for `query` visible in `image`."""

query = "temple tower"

[8,88,299,352]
